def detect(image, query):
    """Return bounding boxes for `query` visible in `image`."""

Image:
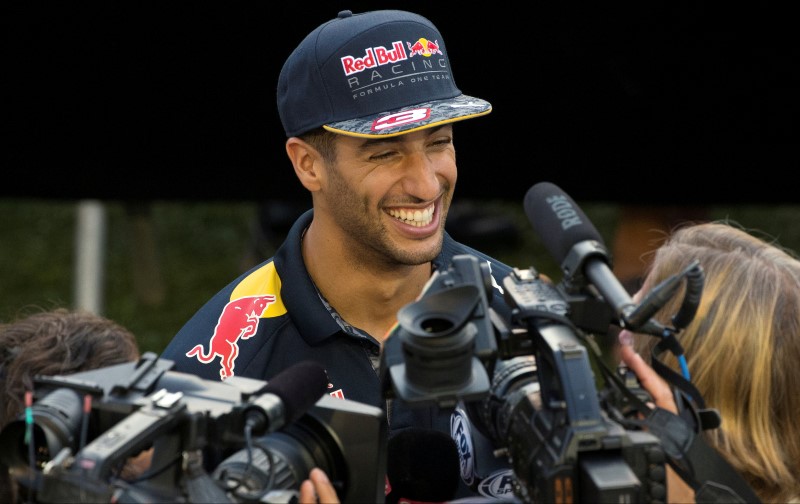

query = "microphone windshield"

[386,428,460,504]
[264,360,328,425]
[523,181,604,264]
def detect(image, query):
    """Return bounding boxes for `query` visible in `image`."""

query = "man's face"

[318,125,457,267]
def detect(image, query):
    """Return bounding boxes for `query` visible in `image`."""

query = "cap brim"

[323,94,491,138]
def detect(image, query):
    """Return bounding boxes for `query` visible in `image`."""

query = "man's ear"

[285,137,323,192]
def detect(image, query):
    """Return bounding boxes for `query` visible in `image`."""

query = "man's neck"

[301,223,433,341]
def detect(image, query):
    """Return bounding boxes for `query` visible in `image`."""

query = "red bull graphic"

[407,38,441,57]
[185,295,275,379]
[341,41,408,76]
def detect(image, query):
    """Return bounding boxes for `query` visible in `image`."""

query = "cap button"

[337,10,353,18]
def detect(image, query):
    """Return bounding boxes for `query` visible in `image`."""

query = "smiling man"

[161,9,516,501]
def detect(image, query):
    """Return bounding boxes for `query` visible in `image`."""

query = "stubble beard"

[326,164,451,268]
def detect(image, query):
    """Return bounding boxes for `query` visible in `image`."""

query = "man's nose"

[400,152,443,200]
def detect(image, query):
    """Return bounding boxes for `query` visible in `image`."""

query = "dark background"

[3,2,797,203]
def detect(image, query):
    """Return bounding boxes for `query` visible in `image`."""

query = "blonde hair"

[633,221,800,503]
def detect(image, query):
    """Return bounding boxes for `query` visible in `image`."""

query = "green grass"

[2,198,798,354]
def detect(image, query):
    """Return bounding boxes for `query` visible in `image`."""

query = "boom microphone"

[386,428,460,504]
[523,181,637,326]
[246,360,329,433]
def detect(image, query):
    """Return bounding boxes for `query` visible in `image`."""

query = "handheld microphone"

[523,181,637,326]
[386,428,460,504]
[246,360,329,434]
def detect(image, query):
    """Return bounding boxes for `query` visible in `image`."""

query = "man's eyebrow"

[356,125,447,150]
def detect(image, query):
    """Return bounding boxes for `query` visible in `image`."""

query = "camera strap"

[598,342,762,504]
[643,402,760,504]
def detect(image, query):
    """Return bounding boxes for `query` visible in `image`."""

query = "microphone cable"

[219,417,278,503]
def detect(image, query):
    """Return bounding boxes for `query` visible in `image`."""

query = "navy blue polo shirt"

[161,208,517,496]
[163,208,514,405]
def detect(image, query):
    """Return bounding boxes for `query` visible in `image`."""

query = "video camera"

[0,354,386,503]
[382,254,668,502]
[381,182,761,503]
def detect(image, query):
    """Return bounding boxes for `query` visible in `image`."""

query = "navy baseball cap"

[277,9,492,138]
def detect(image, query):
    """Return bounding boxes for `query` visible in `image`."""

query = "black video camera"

[381,180,762,504]
[0,353,386,503]
[381,254,669,503]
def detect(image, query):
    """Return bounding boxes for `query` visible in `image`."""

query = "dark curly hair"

[0,308,140,503]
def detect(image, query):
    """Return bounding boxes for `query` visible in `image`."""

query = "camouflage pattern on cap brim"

[323,94,492,138]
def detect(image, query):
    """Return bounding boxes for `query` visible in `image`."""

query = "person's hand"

[120,447,154,481]
[618,343,678,413]
[299,467,340,504]
[618,343,695,504]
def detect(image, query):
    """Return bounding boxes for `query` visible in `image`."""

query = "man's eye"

[370,151,396,161]
[430,137,452,148]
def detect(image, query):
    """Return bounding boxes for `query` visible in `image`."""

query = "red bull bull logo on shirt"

[185,295,276,379]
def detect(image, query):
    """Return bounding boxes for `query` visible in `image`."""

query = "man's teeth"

[388,205,434,227]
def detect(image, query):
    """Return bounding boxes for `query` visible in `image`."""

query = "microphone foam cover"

[264,360,328,424]
[524,181,604,264]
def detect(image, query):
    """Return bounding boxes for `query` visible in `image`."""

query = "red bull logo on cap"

[185,295,276,380]
[341,41,408,76]
[407,38,441,57]
[340,36,443,77]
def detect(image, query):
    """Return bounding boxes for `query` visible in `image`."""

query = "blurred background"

[3,200,799,355]
[2,2,797,353]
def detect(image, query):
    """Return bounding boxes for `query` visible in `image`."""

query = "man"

[162,9,515,500]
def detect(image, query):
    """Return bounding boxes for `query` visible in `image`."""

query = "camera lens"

[0,388,83,469]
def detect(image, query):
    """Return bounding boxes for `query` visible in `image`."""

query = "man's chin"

[393,243,443,266]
